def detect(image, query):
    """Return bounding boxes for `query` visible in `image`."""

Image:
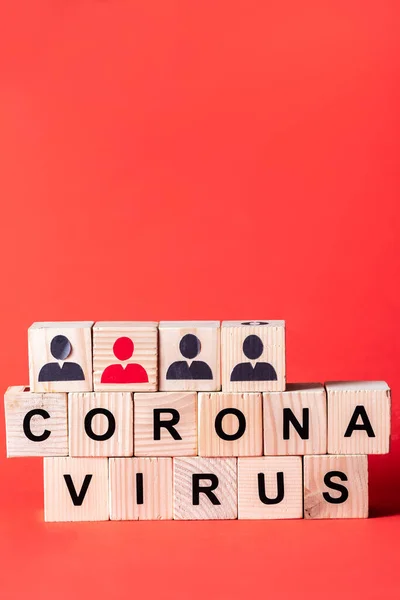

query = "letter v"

[63,474,93,506]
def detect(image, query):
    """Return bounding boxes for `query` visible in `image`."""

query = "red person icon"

[101,337,149,384]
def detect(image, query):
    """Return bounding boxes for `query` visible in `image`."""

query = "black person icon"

[230,334,277,382]
[38,335,85,382]
[166,334,213,380]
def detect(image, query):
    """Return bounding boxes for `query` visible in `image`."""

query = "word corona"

[4,320,391,521]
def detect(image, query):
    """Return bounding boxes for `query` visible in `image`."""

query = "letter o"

[214,408,246,441]
[84,408,116,441]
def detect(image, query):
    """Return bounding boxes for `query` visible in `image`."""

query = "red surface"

[0,1,399,598]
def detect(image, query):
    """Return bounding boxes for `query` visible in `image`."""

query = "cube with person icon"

[93,322,158,391]
[28,322,93,393]
[221,321,285,392]
[159,321,221,391]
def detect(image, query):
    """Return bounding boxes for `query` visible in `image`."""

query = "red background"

[0,1,399,598]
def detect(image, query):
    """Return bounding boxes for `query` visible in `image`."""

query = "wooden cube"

[326,381,391,454]
[238,457,303,519]
[4,386,68,457]
[263,383,327,455]
[159,321,220,391]
[44,457,109,522]
[174,457,237,520]
[93,321,158,392]
[109,457,173,520]
[304,455,368,519]
[69,392,133,457]
[221,321,285,392]
[134,391,197,456]
[28,321,93,393]
[198,392,262,457]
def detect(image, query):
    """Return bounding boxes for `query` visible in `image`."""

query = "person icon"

[230,334,277,382]
[101,337,148,384]
[38,335,85,382]
[166,334,213,380]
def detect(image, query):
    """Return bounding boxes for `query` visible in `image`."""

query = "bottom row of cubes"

[44,455,368,521]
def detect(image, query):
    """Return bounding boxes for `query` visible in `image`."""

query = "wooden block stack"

[4,320,391,521]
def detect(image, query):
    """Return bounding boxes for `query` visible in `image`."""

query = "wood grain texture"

[4,386,68,457]
[198,392,262,457]
[28,322,93,393]
[238,457,303,519]
[44,457,109,522]
[221,321,285,392]
[304,455,368,519]
[93,322,158,391]
[173,457,237,520]
[109,457,173,520]
[69,392,133,457]
[263,383,327,455]
[326,381,391,454]
[159,321,220,391]
[134,391,197,456]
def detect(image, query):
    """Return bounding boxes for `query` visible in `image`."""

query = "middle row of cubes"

[5,384,388,458]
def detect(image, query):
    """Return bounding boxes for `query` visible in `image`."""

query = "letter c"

[23,409,51,442]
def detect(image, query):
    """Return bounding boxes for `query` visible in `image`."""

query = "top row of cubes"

[28,320,286,393]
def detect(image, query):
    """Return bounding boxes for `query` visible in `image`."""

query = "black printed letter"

[23,409,51,442]
[153,409,182,441]
[258,472,285,504]
[84,408,116,441]
[344,406,375,438]
[323,471,349,504]
[283,408,309,440]
[215,408,246,441]
[192,474,221,505]
[63,474,93,506]
[136,473,144,504]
